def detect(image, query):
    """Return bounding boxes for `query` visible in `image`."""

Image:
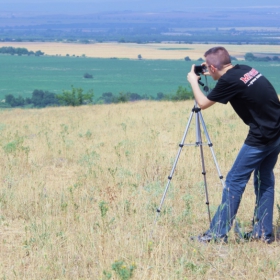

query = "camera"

[194,65,207,75]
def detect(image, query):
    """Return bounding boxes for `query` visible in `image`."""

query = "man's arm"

[187,65,215,110]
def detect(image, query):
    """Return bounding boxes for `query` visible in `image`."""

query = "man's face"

[205,63,219,81]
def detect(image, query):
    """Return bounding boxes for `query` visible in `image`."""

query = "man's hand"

[201,62,211,76]
[186,64,215,110]
[187,65,200,85]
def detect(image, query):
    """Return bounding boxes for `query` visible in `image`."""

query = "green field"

[0,55,280,101]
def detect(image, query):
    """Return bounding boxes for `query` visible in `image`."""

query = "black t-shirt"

[207,64,280,147]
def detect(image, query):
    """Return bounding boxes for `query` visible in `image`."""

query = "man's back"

[207,64,280,146]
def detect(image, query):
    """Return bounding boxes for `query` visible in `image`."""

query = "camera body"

[194,65,207,75]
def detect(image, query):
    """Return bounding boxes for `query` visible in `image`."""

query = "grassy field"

[0,54,280,102]
[0,55,190,100]
[0,101,279,279]
[0,42,279,101]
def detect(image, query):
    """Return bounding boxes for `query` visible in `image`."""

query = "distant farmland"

[0,43,279,101]
[0,42,280,60]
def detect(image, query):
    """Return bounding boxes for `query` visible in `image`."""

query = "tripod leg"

[151,109,195,236]
[198,110,245,237]
[198,111,226,188]
[196,112,212,223]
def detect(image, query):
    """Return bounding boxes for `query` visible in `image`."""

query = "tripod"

[152,83,226,235]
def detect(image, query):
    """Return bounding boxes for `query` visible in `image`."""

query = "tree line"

[244,52,280,62]
[1,86,194,108]
[0,46,44,56]
[2,87,93,108]
[96,86,193,104]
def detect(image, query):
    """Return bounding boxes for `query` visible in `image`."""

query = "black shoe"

[243,231,272,244]
[191,233,228,244]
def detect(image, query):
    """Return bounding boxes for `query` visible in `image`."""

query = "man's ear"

[211,65,217,73]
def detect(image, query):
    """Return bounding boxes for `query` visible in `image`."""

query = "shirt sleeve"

[207,77,238,104]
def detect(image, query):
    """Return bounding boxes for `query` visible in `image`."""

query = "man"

[187,46,280,243]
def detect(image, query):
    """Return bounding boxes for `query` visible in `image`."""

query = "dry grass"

[1,42,280,60]
[0,101,279,279]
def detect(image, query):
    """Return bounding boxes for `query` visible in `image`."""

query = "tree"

[41,92,59,107]
[5,94,25,107]
[31,90,59,107]
[56,86,94,106]
[5,94,16,107]
[14,95,25,106]
[156,92,164,100]
[31,89,44,106]
[97,92,116,104]
[128,92,142,101]
[117,92,129,103]
[15,47,29,55]
[244,53,256,61]
[35,50,44,56]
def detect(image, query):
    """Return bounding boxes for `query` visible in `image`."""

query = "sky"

[2,0,280,14]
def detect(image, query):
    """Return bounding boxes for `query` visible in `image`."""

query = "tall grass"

[0,101,279,279]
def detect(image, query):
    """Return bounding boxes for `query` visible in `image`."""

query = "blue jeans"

[206,138,280,239]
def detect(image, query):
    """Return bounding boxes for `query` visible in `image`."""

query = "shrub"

[169,86,193,101]
[84,73,93,79]
[56,86,94,106]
